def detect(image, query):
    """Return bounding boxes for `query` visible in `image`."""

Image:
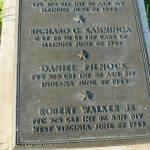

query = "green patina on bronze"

[15,0,150,149]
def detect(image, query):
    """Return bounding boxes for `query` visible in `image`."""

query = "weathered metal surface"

[16,0,150,147]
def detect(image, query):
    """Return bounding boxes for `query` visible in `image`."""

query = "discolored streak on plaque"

[16,0,150,148]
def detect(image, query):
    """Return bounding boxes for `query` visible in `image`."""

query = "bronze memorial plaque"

[16,0,150,148]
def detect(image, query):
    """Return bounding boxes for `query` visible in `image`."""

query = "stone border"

[0,0,17,149]
[0,0,150,149]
